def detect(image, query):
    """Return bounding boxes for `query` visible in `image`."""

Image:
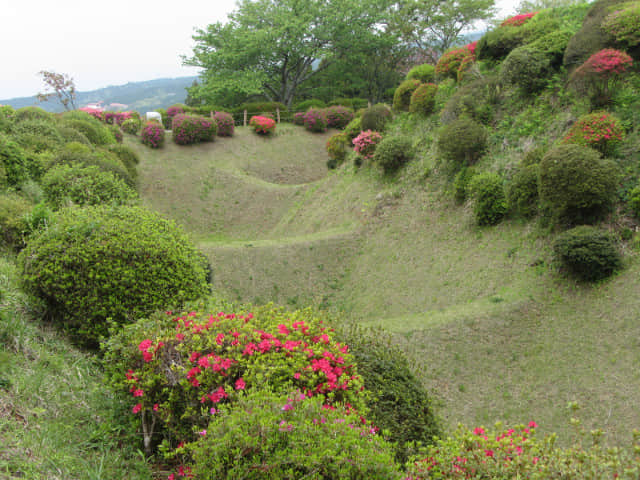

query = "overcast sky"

[1,0,520,100]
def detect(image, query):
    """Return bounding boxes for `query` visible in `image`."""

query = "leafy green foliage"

[409,83,438,116]
[326,133,350,169]
[468,172,508,226]
[628,183,640,217]
[527,29,574,66]
[41,164,137,210]
[436,116,487,170]
[500,46,554,94]
[507,164,539,218]
[107,144,140,184]
[189,390,400,480]
[11,119,65,153]
[19,205,209,346]
[294,99,327,111]
[343,116,363,141]
[57,125,91,144]
[0,193,32,250]
[121,118,141,135]
[440,76,500,125]
[0,134,29,186]
[13,106,53,123]
[61,117,116,146]
[476,25,527,60]
[393,79,422,112]
[453,166,476,203]
[538,144,620,224]
[406,63,436,83]
[553,225,622,281]
[372,135,414,174]
[603,1,640,50]
[361,104,392,132]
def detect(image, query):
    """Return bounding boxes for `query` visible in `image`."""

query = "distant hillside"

[0,76,197,113]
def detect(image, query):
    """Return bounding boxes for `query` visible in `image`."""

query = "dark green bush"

[538,144,620,225]
[42,164,137,209]
[0,134,29,186]
[326,133,350,169]
[436,117,487,170]
[0,193,31,250]
[361,104,392,132]
[234,101,287,117]
[528,30,574,67]
[500,46,554,94]
[507,164,539,218]
[440,77,500,125]
[521,145,546,166]
[468,171,507,226]
[372,135,413,174]
[107,144,140,184]
[57,126,91,145]
[328,97,369,110]
[407,63,436,83]
[19,205,209,346]
[61,117,116,146]
[294,99,326,111]
[476,26,527,61]
[11,120,65,153]
[393,79,422,111]
[343,116,363,141]
[553,225,622,281]
[453,166,475,203]
[410,83,438,116]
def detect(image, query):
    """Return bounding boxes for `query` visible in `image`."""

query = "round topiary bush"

[500,46,554,94]
[249,115,276,135]
[410,83,438,116]
[393,79,422,111]
[528,30,574,67]
[468,171,508,226]
[19,205,209,346]
[372,135,413,174]
[61,117,116,146]
[407,63,436,83]
[553,225,622,281]
[360,104,392,132]
[507,164,539,218]
[171,114,217,145]
[57,126,91,145]
[326,133,350,169]
[141,121,165,148]
[121,118,141,135]
[41,164,137,209]
[538,144,620,225]
[436,116,487,170]
[212,111,234,136]
[562,111,625,155]
[11,120,65,153]
[0,134,29,186]
[323,105,354,129]
[303,108,328,133]
[13,106,53,123]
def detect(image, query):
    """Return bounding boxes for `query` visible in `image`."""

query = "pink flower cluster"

[213,111,234,136]
[141,121,165,148]
[353,130,383,159]
[171,114,216,145]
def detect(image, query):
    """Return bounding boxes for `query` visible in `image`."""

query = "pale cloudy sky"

[0,0,520,100]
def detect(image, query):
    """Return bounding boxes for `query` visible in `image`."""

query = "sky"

[0,0,520,100]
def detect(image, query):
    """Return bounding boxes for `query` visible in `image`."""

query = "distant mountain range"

[0,76,198,113]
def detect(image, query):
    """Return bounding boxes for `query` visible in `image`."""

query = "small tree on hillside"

[37,70,77,111]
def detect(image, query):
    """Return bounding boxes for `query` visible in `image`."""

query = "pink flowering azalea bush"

[167,105,185,121]
[562,111,625,155]
[571,48,633,106]
[249,115,276,135]
[353,130,383,160]
[212,111,234,136]
[303,108,328,133]
[324,105,355,129]
[501,11,538,27]
[293,111,306,126]
[171,114,217,145]
[102,303,366,459]
[141,121,165,148]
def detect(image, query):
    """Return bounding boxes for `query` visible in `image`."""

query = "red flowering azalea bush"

[102,304,366,457]
[293,111,306,126]
[324,105,354,129]
[562,111,625,155]
[435,43,476,81]
[353,130,383,160]
[249,115,276,135]
[571,48,633,106]
[501,11,538,27]
[171,114,217,145]
[141,121,165,148]
[303,108,328,133]
[212,111,234,136]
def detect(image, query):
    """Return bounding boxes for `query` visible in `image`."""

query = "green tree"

[184,0,395,108]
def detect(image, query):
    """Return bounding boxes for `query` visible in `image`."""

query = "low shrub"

[452,166,475,203]
[393,79,422,111]
[507,164,539,218]
[528,30,574,67]
[326,133,350,169]
[212,111,234,136]
[0,134,29,186]
[539,144,620,225]
[171,114,217,145]
[106,144,140,184]
[324,105,354,129]
[294,99,326,111]
[553,226,622,281]
[440,77,500,125]
[500,46,553,94]
[249,115,276,135]
[343,116,363,141]
[189,390,400,480]
[328,97,369,110]
[468,172,507,226]
[303,108,328,133]
[62,117,116,146]
[141,121,165,148]
[628,184,640,217]
[353,130,383,160]
[436,117,487,170]
[121,118,141,135]
[360,104,392,132]
[292,112,306,126]
[409,83,438,116]
[372,135,413,174]
[562,111,625,154]
[407,63,436,83]
[19,205,209,346]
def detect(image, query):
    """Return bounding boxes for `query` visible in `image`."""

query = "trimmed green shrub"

[57,126,91,145]
[528,30,574,67]
[0,193,31,250]
[361,104,392,132]
[372,135,413,174]
[407,63,436,83]
[476,26,527,61]
[521,145,546,167]
[324,105,354,129]
[41,164,137,209]
[212,111,234,136]
[452,166,475,203]
[13,106,53,123]
[189,390,400,480]
[107,143,140,183]
[343,116,363,141]
[61,117,116,146]
[507,164,539,218]
[0,134,29,186]
[11,120,65,153]
[19,205,209,346]
[294,99,326,111]
[121,118,141,135]
[562,111,625,154]
[140,121,165,148]
[303,108,328,133]
[409,83,438,116]
[234,101,287,118]
[539,144,620,224]
[328,97,369,110]
[468,172,507,226]
[440,77,499,125]
[436,117,487,170]
[553,225,622,281]
[171,114,217,145]
[393,79,422,111]
[500,46,554,94]
[326,133,349,169]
